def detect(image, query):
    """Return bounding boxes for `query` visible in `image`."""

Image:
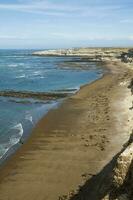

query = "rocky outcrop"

[102,137,133,200]
[113,143,133,187]
[120,49,133,63]
[33,48,129,61]
[0,90,69,100]
[33,48,133,63]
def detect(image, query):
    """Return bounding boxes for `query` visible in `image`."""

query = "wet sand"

[0,61,133,200]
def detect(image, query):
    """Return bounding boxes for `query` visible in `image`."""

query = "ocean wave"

[39,76,46,79]
[0,123,23,159]
[16,75,26,78]
[8,64,18,67]
[25,113,33,124]
[2,56,26,58]
[9,137,21,147]
[32,71,42,76]
[0,145,9,159]
[54,87,79,93]
[7,98,50,104]
[12,123,23,137]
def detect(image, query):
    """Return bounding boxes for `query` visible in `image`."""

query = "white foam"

[12,123,23,137]
[0,145,9,159]
[32,71,42,76]
[68,86,80,91]
[0,123,24,159]
[8,64,18,67]
[16,74,26,78]
[9,136,20,146]
[25,114,33,124]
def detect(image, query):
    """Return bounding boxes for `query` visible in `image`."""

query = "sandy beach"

[0,61,133,200]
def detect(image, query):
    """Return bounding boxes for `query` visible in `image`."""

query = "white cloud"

[0,1,125,17]
[0,1,83,13]
[0,35,29,40]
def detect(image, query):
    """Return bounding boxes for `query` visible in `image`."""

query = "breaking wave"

[0,123,24,159]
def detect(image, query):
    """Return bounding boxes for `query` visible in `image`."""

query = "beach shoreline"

[0,60,133,200]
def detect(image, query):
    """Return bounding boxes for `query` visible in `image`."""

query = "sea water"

[0,49,103,160]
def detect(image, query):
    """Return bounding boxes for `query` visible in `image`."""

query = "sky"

[0,0,133,49]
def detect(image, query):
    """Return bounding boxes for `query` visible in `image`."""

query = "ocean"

[0,49,103,160]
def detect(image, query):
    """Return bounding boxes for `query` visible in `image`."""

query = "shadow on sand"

[68,133,133,200]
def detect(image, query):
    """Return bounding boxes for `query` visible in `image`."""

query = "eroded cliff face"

[102,80,133,200]
[103,139,133,200]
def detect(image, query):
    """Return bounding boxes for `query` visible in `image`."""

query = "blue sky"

[0,0,133,49]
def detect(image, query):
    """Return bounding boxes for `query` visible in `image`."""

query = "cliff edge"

[103,134,133,200]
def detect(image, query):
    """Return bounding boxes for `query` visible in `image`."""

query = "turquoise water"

[0,49,103,160]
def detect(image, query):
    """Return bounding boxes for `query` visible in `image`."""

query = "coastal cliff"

[102,139,133,200]
[102,79,133,200]
[33,48,133,63]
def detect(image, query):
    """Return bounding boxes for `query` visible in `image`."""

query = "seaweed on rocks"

[0,90,69,100]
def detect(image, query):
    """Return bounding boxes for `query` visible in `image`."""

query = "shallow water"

[0,49,103,159]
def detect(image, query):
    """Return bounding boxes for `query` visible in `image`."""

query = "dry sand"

[0,61,133,200]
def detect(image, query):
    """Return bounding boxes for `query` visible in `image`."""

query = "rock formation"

[33,48,133,63]
[120,49,133,63]
[102,135,133,200]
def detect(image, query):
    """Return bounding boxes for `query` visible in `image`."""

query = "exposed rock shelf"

[33,48,133,63]
[0,90,69,100]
